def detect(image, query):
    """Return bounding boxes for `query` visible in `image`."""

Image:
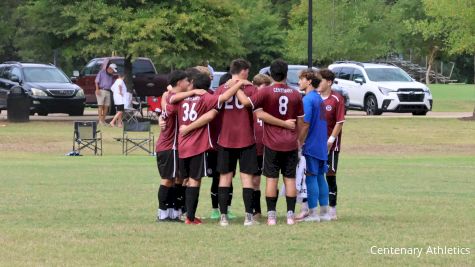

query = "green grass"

[0,119,474,266]
[429,84,475,112]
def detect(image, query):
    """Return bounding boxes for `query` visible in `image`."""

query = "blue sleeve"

[303,95,313,123]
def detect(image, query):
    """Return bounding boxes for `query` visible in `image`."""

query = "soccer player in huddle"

[237,59,304,225]
[168,72,243,224]
[298,69,331,222]
[318,69,345,220]
[156,70,207,222]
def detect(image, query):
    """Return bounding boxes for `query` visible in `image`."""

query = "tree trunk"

[473,54,475,117]
[124,55,134,94]
[425,47,438,85]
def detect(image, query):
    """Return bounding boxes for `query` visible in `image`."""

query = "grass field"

[429,84,475,112]
[0,117,474,266]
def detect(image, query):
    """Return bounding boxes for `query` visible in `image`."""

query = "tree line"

[0,0,474,83]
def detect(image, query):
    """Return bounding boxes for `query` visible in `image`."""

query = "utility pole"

[308,0,313,68]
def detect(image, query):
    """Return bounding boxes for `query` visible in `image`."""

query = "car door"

[0,66,7,108]
[350,68,367,106]
[336,67,360,107]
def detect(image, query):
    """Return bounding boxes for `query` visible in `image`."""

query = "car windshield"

[287,69,301,84]
[211,73,224,89]
[23,67,70,83]
[365,68,413,82]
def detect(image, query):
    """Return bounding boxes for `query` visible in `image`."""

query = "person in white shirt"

[109,73,127,127]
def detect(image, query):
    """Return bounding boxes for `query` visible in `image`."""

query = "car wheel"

[412,111,427,116]
[365,95,382,115]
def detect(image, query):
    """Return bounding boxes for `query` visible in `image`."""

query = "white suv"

[328,62,433,115]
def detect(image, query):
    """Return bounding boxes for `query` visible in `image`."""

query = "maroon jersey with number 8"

[248,83,304,152]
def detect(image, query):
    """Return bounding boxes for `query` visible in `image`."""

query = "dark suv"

[0,62,86,116]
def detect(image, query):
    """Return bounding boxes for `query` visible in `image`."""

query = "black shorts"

[156,150,178,179]
[263,146,299,178]
[179,152,207,180]
[255,155,263,176]
[327,150,340,176]
[206,150,219,177]
[217,144,258,175]
[115,104,124,112]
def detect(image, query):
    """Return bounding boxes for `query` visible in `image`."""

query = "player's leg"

[156,150,176,222]
[216,147,237,226]
[184,153,207,225]
[262,147,280,225]
[207,151,220,219]
[303,156,321,222]
[327,150,339,220]
[252,155,263,219]
[239,144,259,226]
[282,149,299,225]
[316,160,331,222]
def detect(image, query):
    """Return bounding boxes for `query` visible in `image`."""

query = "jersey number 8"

[182,102,198,121]
[279,96,289,115]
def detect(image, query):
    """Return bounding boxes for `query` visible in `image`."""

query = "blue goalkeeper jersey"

[302,90,328,160]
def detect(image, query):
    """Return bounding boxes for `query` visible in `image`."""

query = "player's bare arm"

[170,89,207,104]
[160,91,169,111]
[179,109,218,136]
[218,80,249,105]
[298,121,310,147]
[327,122,343,150]
[235,89,252,107]
[255,110,295,130]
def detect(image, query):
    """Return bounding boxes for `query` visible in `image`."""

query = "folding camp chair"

[122,120,154,155]
[72,121,102,156]
[123,92,141,124]
[146,96,162,121]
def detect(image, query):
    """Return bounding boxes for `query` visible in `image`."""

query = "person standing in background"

[95,62,117,125]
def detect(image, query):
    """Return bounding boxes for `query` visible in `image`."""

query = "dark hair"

[168,70,189,87]
[319,68,335,82]
[270,59,288,82]
[193,73,211,90]
[229,59,250,75]
[299,69,321,88]
[218,73,232,86]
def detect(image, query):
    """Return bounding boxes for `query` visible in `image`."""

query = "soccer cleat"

[267,211,277,226]
[319,206,332,222]
[185,217,202,225]
[303,214,320,222]
[244,213,258,226]
[295,209,309,222]
[253,213,262,221]
[227,208,237,219]
[219,214,229,226]
[287,211,295,225]
[329,207,338,220]
[210,209,220,220]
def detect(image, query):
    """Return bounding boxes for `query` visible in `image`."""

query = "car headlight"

[76,88,85,97]
[378,86,396,96]
[423,87,432,96]
[31,88,48,97]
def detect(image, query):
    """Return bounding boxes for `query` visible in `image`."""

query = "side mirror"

[73,70,80,77]
[354,77,364,85]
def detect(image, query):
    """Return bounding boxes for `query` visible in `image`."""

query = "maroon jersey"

[215,83,257,148]
[174,93,220,158]
[322,91,345,152]
[155,92,177,152]
[254,114,264,156]
[207,89,222,150]
[249,83,304,151]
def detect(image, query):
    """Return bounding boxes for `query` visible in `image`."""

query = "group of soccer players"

[155,58,345,226]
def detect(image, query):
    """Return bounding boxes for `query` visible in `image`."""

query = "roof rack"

[333,61,364,67]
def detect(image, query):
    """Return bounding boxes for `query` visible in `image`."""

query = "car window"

[11,67,22,80]
[0,67,5,79]
[352,69,365,82]
[365,68,413,82]
[133,60,155,75]
[332,67,342,77]
[1,67,11,80]
[82,60,103,75]
[338,67,353,80]
[23,67,70,83]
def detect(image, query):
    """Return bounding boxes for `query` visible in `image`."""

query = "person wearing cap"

[95,62,117,125]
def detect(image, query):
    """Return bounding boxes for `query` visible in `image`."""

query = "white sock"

[159,209,168,220]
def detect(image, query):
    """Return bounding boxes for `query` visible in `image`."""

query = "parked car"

[258,65,350,110]
[328,61,433,115]
[0,62,85,116]
[72,57,168,105]
[210,71,227,91]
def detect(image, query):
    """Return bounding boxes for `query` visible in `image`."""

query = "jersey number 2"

[182,103,198,121]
